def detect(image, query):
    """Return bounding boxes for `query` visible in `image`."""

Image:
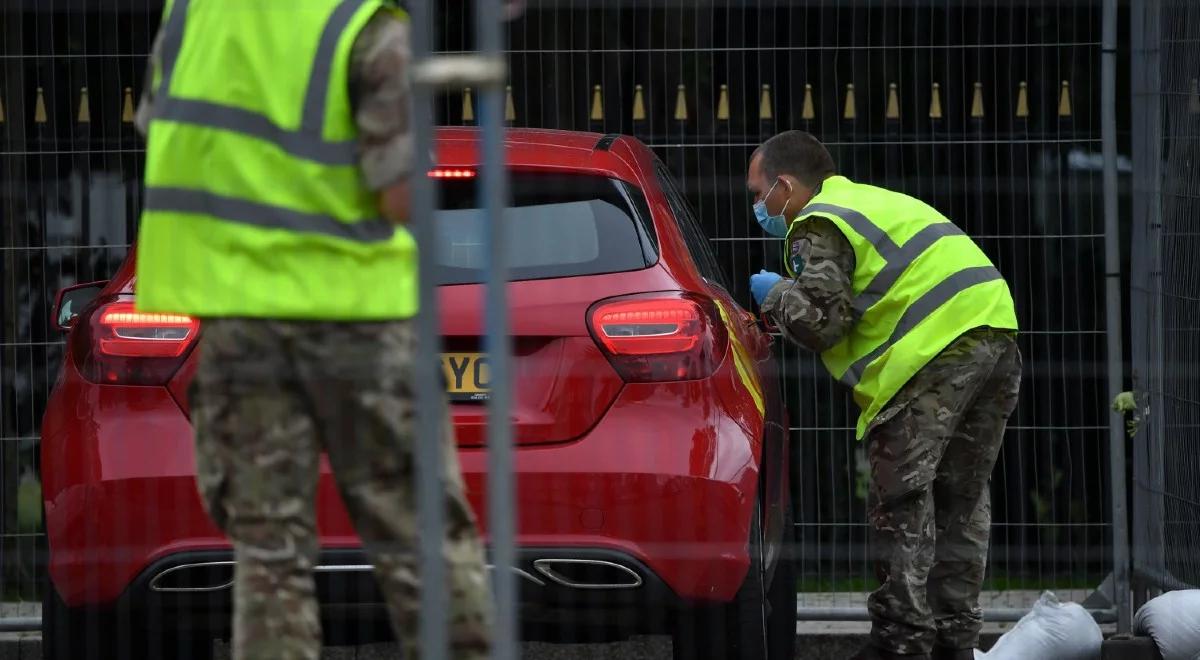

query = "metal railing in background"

[1129,0,1200,605]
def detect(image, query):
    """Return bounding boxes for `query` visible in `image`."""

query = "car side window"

[653,162,730,292]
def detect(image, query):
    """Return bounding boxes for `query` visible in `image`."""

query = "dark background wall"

[2,0,1129,602]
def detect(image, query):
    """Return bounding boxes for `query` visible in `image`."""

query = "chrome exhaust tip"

[149,561,378,593]
[149,561,235,593]
[532,559,643,590]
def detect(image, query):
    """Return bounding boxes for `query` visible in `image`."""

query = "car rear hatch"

[433,169,668,447]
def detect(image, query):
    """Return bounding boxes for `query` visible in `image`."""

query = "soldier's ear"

[784,176,817,206]
[778,176,806,205]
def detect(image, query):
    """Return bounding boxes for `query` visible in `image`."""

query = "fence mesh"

[465,0,1120,619]
[2,0,1123,651]
[1130,0,1200,596]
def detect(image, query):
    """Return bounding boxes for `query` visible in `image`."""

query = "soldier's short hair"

[753,131,836,188]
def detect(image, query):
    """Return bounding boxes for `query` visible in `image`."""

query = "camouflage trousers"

[189,318,492,660]
[864,327,1022,655]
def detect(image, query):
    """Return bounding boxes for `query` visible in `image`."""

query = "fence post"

[408,2,515,655]
[1100,0,1131,635]
[1129,0,1168,609]
[407,0,450,656]
[475,1,518,659]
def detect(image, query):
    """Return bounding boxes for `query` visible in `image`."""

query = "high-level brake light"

[428,168,477,179]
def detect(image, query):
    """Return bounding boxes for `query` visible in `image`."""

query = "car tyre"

[673,497,796,660]
[42,577,214,660]
[42,579,126,660]
[765,496,798,660]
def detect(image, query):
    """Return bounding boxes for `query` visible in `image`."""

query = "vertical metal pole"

[1101,0,1131,634]
[1136,0,1169,600]
[1128,0,1148,609]
[1128,0,1167,607]
[409,0,449,657]
[476,2,517,660]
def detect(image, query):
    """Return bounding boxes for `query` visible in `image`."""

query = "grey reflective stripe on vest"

[801,203,898,255]
[156,0,190,100]
[853,222,965,314]
[301,0,368,135]
[839,265,1004,387]
[154,97,358,165]
[153,0,367,166]
[797,202,965,315]
[145,187,395,243]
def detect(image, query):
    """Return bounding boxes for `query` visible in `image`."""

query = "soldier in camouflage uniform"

[746,132,1022,660]
[135,6,492,660]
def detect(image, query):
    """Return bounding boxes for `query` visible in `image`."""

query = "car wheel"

[672,502,770,660]
[42,577,214,660]
[765,497,797,660]
[42,579,129,660]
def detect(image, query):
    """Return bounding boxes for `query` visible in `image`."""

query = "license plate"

[442,353,490,402]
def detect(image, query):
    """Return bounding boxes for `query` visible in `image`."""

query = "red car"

[40,128,795,660]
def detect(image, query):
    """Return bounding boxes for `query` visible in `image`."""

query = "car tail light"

[428,168,476,179]
[587,293,729,382]
[72,299,199,385]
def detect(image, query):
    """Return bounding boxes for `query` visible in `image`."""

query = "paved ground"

[1,633,676,660]
[0,629,1012,660]
[1,589,1111,659]
[1,588,1097,622]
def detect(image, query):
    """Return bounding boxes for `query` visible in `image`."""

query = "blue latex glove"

[750,270,783,306]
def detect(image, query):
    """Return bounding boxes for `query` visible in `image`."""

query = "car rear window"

[435,172,657,285]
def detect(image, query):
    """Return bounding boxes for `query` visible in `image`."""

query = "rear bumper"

[95,546,692,639]
[44,375,764,610]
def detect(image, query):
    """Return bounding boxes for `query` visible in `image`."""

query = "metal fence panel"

[1130,0,1200,596]
[485,0,1120,620]
[2,0,1128,647]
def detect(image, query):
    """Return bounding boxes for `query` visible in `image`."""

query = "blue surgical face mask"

[753,178,791,237]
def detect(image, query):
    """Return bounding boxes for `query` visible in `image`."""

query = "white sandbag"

[975,591,1103,660]
[1133,589,1200,660]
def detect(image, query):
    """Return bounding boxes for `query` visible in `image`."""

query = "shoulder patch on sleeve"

[790,236,811,274]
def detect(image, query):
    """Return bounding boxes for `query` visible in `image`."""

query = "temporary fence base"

[1081,573,1118,611]
[0,619,37,633]
[1133,567,1197,594]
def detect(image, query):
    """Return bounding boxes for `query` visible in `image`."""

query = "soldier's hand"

[750,270,783,306]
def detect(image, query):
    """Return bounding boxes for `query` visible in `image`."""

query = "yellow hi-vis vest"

[783,176,1018,439]
[135,0,418,320]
